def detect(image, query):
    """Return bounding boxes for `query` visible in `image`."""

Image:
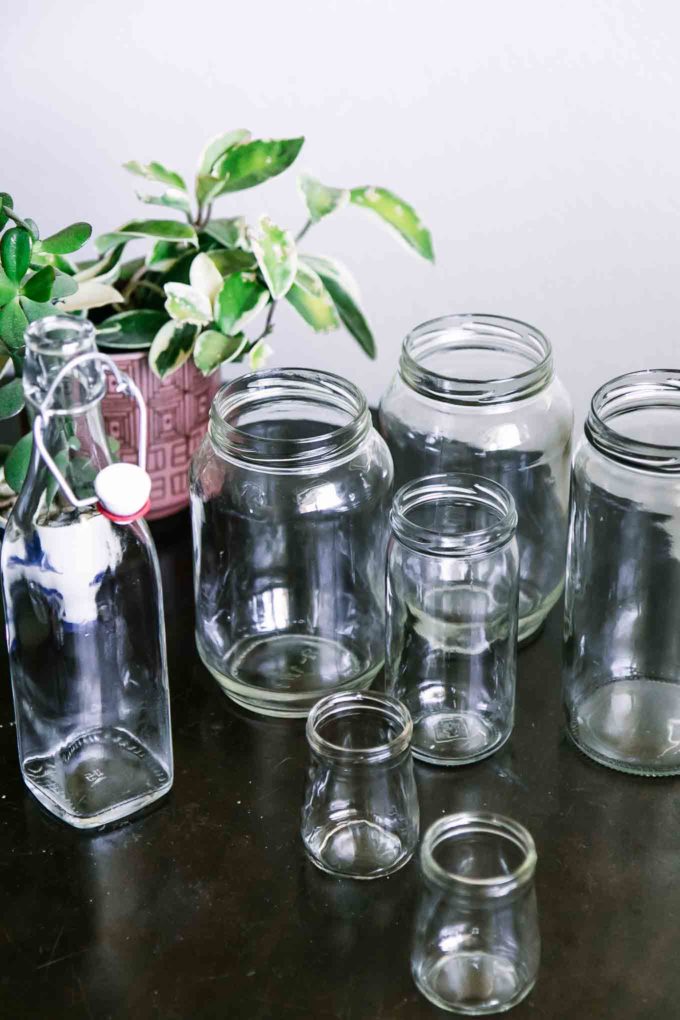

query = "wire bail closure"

[33,352,149,513]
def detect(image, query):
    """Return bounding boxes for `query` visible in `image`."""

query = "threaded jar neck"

[209,368,371,470]
[390,473,517,557]
[421,812,537,899]
[306,692,413,765]
[586,369,680,473]
[400,314,553,404]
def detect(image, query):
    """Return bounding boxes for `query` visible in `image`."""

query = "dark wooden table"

[0,513,677,1019]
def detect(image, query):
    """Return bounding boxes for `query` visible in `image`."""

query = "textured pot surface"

[102,352,218,520]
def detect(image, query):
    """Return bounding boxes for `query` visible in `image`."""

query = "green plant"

[89,130,434,378]
[0,195,93,490]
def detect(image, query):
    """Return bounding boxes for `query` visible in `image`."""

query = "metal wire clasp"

[33,352,148,509]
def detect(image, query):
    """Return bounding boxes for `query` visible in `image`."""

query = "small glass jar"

[564,370,680,775]
[386,474,519,765]
[190,369,393,717]
[379,314,573,642]
[301,691,419,878]
[412,812,540,1015]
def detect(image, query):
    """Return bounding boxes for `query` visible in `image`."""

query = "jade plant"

[87,130,434,378]
[0,195,94,492]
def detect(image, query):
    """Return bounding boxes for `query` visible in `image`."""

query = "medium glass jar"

[386,474,519,765]
[190,369,393,717]
[379,314,573,642]
[412,812,540,1015]
[564,370,680,775]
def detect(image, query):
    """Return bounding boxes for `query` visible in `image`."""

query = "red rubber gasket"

[97,498,151,524]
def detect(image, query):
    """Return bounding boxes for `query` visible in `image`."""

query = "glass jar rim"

[400,313,553,404]
[390,473,517,556]
[306,691,413,764]
[586,369,680,472]
[209,367,371,470]
[421,812,537,896]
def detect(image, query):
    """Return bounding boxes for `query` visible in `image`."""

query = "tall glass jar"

[190,369,393,717]
[563,370,680,775]
[1,317,173,828]
[379,314,573,642]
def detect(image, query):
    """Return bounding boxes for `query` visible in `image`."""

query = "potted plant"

[0,194,95,502]
[86,130,434,518]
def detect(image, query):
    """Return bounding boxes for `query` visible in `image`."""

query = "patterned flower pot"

[102,351,219,520]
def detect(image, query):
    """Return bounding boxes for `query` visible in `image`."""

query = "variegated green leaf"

[248,339,272,371]
[201,217,249,250]
[74,244,126,283]
[123,160,187,191]
[198,130,251,176]
[215,272,269,335]
[146,240,185,272]
[59,280,123,312]
[95,232,136,255]
[97,310,167,350]
[209,137,304,195]
[149,320,196,379]
[285,264,339,333]
[206,249,255,277]
[298,174,348,223]
[250,216,297,299]
[350,187,434,261]
[301,254,375,358]
[189,253,223,306]
[193,329,247,375]
[118,220,197,244]
[136,189,192,215]
[164,283,212,325]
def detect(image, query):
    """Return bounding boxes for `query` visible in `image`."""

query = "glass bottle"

[379,314,573,642]
[190,368,393,717]
[412,812,540,1015]
[563,369,680,775]
[386,474,519,765]
[1,317,173,828]
[301,690,419,878]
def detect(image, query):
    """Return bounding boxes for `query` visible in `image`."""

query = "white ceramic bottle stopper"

[95,463,152,523]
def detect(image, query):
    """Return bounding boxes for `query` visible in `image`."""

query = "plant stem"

[4,208,32,233]
[295,219,312,243]
[254,299,278,343]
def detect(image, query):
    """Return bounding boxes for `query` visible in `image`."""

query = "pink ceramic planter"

[102,351,219,520]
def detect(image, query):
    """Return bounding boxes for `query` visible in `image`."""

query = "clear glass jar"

[386,474,519,765]
[1,317,173,828]
[564,369,680,775]
[412,812,540,1015]
[301,691,419,878]
[190,369,393,717]
[379,314,573,642]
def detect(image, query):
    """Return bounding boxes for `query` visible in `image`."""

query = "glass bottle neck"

[400,314,554,405]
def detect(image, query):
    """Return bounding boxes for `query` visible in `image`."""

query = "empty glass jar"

[190,369,393,717]
[379,314,573,642]
[386,474,519,765]
[564,370,680,775]
[301,691,419,878]
[412,812,540,1015]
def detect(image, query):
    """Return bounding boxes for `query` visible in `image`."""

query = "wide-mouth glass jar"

[386,474,519,765]
[412,812,540,1015]
[301,691,419,878]
[379,314,573,642]
[564,369,680,775]
[190,368,393,717]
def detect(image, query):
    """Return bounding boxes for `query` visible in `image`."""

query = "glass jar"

[563,369,680,775]
[379,314,573,642]
[412,812,540,1015]
[386,474,519,765]
[301,691,419,878]
[1,317,173,828]
[190,369,393,717]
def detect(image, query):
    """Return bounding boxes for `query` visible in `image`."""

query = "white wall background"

[4,0,680,421]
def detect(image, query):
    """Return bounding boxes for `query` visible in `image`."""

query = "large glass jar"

[379,314,573,642]
[190,369,393,717]
[563,370,680,776]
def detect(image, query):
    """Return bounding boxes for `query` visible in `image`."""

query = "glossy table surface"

[1,513,678,1020]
